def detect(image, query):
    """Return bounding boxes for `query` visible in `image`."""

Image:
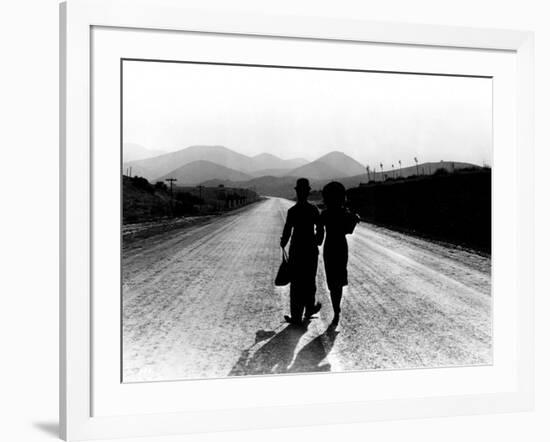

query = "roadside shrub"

[346,169,491,252]
[154,181,168,192]
[131,176,154,193]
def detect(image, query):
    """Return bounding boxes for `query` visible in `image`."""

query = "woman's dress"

[321,208,358,291]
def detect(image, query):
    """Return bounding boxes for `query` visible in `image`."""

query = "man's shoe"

[304,302,322,319]
[284,315,302,326]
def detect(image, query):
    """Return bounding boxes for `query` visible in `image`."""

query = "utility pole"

[414,157,419,176]
[398,160,402,178]
[391,164,395,179]
[198,185,204,212]
[165,178,177,215]
[380,163,384,181]
[366,165,370,182]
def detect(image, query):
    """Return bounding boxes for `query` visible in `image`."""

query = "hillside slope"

[123,145,256,180]
[124,145,311,181]
[287,151,365,179]
[157,160,253,185]
[251,153,308,170]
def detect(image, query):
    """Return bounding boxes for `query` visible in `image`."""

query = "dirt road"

[122,197,491,382]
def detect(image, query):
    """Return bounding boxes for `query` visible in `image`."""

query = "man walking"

[280,178,324,326]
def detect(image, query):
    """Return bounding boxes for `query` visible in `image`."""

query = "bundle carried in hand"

[274,248,291,286]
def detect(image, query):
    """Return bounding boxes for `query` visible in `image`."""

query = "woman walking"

[321,182,359,326]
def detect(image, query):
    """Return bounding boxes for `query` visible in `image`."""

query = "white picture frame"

[60,0,534,440]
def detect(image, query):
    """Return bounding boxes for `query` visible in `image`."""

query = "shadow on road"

[288,326,339,373]
[228,325,339,377]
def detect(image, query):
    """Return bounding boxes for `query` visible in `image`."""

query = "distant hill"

[156,160,253,185]
[123,145,310,181]
[314,161,481,190]
[287,151,366,180]
[251,153,308,170]
[123,145,258,181]
[249,168,293,178]
[123,143,166,163]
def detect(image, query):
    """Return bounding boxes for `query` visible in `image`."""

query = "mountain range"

[123,145,309,183]
[123,144,480,196]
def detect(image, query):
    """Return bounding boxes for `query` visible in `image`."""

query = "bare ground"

[122,197,491,382]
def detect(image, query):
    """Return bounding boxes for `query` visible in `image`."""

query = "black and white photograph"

[3,0,546,439]
[121,59,492,383]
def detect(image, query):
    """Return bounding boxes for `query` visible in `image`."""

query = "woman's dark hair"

[322,181,346,208]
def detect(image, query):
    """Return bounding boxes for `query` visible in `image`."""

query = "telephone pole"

[197,185,204,213]
[165,178,177,215]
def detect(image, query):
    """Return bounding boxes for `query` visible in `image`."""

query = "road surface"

[122,197,491,382]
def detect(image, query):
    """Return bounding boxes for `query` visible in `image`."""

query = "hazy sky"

[123,60,492,167]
